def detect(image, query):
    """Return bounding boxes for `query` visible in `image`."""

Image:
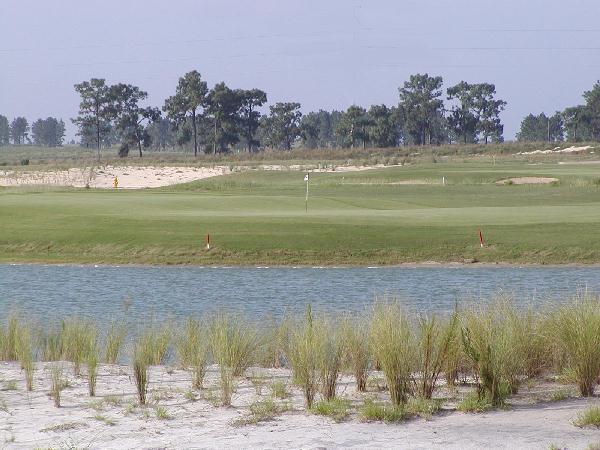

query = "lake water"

[1,264,599,327]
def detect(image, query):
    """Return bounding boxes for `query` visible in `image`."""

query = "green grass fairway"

[2,159,600,265]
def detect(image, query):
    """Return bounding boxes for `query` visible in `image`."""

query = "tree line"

[0,116,66,147]
[68,71,507,159]
[517,82,600,143]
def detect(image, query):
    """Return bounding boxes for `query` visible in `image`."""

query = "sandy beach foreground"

[0,362,598,449]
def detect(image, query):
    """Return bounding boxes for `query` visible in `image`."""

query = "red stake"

[479,229,484,248]
[205,233,211,250]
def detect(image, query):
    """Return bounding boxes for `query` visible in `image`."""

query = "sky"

[1,0,600,141]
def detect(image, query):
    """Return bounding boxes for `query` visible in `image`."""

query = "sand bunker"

[0,163,402,189]
[0,166,232,189]
[518,145,594,155]
[496,177,558,185]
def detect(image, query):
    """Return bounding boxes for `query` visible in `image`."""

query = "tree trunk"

[191,110,198,157]
[96,118,101,162]
[138,139,143,157]
[213,119,217,155]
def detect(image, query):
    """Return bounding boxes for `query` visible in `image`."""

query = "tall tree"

[516,112,563,142]
[336,105,370,148]
[146,117,176,150]
[583,81,600,141]
[563,105,591,142]
[261,102,302,150]
[73,78,113,161]
[367,104,398,148]
[31,117,66,147]
[446,81,479,144]
[299,110,342,149]
[471,83,506,144]
[163,70,208,157]
[0,115,9,146]
[398,74,444,145]
[237,88,267,152]
[205,82,242,154]
[10,117,29,145]
[111,83,161,157]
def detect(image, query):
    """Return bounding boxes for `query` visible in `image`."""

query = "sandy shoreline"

[0,362,598,449]
[4,261,600,269]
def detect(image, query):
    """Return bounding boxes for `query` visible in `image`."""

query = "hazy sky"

[1,0,600,141]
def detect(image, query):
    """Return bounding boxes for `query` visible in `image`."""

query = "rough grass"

[359,399,406,423]
[310,398,351,422]
[574,406,600,428]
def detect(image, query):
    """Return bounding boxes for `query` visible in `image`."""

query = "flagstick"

[305,176,309,213]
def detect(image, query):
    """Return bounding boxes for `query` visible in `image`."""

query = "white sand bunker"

[496,177,558,185]
[518,145,594,155]
[0,166,232,189]
[0,163,403,189]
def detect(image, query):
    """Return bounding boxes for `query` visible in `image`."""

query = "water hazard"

[1,264,599,327]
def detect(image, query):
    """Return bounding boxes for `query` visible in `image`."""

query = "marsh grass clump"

[461,300,522,407]
[132,333,152,406]
[16,325,35,391]
[456,391,493,413]
[415,311,458,399]
[406,397,443,419]
[315,317,345,400]
[176,318,209,390]
[50,363,65,408]
[256,317,291,368]
[233,398,284,426]
[573,406,600,428]
[310,398,351,422]
[209,314,258,406]
[1,315,21,361]
[155,405,173,420]
[359,399,406,423]
[341,318,370,392]
[41,326,62,362]
[550,296,600,397]
[370,302,415,405]
[104,321,126,364]
[288,306,319,409]
[86,332,99,397]
[61,318,97,376]
[271,381,289,399]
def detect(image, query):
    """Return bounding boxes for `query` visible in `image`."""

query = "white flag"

[304,174,309,182]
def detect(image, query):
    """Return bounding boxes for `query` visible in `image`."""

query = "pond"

[1,264,598,327]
